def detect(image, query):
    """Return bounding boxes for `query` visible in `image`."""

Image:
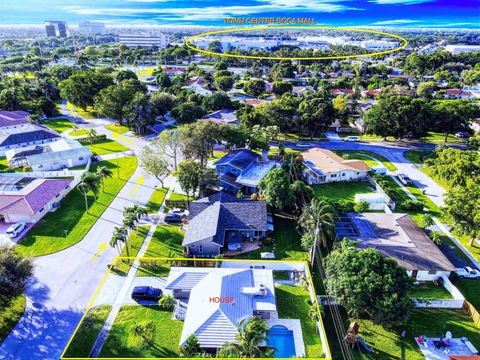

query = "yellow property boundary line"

[185,26,408,60]
[61,256,331,360]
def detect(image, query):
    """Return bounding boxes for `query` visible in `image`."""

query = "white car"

[6,222,26,238]
[343,136,360,142]
[456,266,480,279]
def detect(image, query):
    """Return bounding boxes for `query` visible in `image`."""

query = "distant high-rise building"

[45,21,69,37]
[119,33,167,49]
[79,21,106,35]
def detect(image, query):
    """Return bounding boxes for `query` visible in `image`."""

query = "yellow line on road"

[129,176,144,197]
[112,131,135,146]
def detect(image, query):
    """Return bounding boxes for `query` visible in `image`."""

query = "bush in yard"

[399,199,424,211]
[417,214,434,229]
[330,199,355,213]
[158,295,175,311]
[428,230,443,246]
[0,245,33,309]
[325,239,414,328]
[180,334,202,357]
[353,201,370,213]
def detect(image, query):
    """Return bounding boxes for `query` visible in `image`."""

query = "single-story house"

[329,88,355,96]
[335,212,456,280]
[165,267,277,351]
[0,124,60,156]
[301,148,370,185]
[0,177,72,224]
[185,82,212,96]
[6,138,92,171]
[0,110,30,131]
[183,192,268,257]
[200,109,238,125]
[216,149,278,195]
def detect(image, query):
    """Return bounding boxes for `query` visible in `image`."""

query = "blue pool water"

[266,325,296,358]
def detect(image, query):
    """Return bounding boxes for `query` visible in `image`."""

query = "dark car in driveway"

[131,286,163,302]
[164,213,182,224]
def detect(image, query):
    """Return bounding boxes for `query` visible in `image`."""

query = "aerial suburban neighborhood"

[0,1,480,360]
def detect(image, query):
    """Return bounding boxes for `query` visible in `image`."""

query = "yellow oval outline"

[185,26,408,60]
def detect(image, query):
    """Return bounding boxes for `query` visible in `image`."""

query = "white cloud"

[371,19,420,25]
[370,0,433,4]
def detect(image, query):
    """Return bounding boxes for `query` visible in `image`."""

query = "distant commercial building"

[45,20,69,37]
[444,44,480,54]
[78,21,106,35]
[118,33,167,49]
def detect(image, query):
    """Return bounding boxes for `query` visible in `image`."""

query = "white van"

[343,136,360,142]
[6,223,26,238]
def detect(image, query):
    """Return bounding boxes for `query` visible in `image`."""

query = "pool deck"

[266,318,306,357]
[415,337,479,359]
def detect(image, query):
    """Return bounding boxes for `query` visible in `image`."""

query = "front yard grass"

[112,226,151,276]
[69,129,89,137]
[355,308,480,360]
[99,305,182,358]
[275,284,323,358]
[41,118,74,133]
[63,305,112,358]
[145,187,168,214]
[334,150,397,172]
[0,157,9,172]
[333,151,379,168]
[454,279,480,310]
[89,139,129,155]
[410,282,453,300]
[16,157,137,257]
[0,294,26,344]
[313,182,374,202]
[105,123,130,134]
[404,150,434,165]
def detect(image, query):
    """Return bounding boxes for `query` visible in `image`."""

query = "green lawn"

[41,118,74,133]
[63,305,112,358]
[454,233,480,264]
[334,150,398,171]
[16,157,138,257]
[0,294,26,344]
[455,279,480,310]
[422,132,464,144]
[145,187,169,214]
[404,150,434,165]
[313,182,374,202]
[168,192,194,202]
[105,123,130,134]
[89,139,129,155]
[67,102,97,119]
[0,157,9,172]
[112,226,151,276]
[99,305,182,358]
[69,129,89,137]
[356,308,480,360]
[333,152,379,168]
[410,283,453,300]
[275,284,324,358]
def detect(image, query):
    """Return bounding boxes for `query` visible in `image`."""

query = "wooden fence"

[463,300,480,329]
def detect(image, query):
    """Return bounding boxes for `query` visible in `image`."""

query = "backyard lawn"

[0,294,26,344]
[0,157,9,171]
[355,308,480,360]
[112,226,151,276]
[105,123,130,134]
[145,187,169,214]
[454,279,480,310]
[99,306,182,358]
[66,102,97,119]
[63,305,112,358]
[410,282,453,300]
[275,284,324,358]
[41,118,74,133]
[313,182,374,202]
[89,139,129,155]
[16,157,137,257]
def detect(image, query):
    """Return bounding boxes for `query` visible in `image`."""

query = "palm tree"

[218,316,269,358]
[113,226,129,258]
[96,166,113,192]
[109,231,122,256]
[77,182,91,212]
[297,198,335,265]
[123,212,138,246]
[87,128,97,145]
[77,172,100,211]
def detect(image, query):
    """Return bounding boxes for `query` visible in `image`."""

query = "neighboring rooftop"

[0,110,30,128]
[0,124,60,147]
[215,149,260,171]
[302,148,370,176]
[200,109,238,125]
[335,212,456,272]
[236,161,277,187]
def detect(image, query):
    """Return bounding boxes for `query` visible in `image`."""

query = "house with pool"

[164,266,306,358]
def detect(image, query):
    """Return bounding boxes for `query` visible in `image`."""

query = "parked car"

[397,173,413,186]
[6,222,26,238]
[456,266,480,279]
[165,213,182,224]
[131,286,163,302]
[371,165,387,175]
[169,208,186,216]
[455,132,470,139]
[343,136,360,142]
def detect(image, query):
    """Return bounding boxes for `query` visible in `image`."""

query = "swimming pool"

[266,325,296,358]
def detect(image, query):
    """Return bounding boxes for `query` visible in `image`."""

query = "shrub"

[399,199,424,211]
[262,237,273,246]
[158,295,175,311]
[417,214,434,229]
[78,134,107,145]
[333,199,355,213]
[353,201,370,213]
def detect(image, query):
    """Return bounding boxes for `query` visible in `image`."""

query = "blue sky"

[1,0,479,28]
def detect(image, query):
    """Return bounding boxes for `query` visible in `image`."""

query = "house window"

[79,157,83,160]
[39,208,44,212]
[428,270,437,275]
[357,172,360,175]
[342,173,346,177]
[199,245,203,253]
[38,165,43,168]
[56,194,60,198]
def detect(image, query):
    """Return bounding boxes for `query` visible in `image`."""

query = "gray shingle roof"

[183,192,267,246]
[0,130,60,147]
[215,149,259,171]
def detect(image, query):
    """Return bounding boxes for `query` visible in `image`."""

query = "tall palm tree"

[87,128,97,145]
[297,198,335,264]
[218,316,269,358]
[123,212,138,246]
[96,166,113,192]
[80,172,100,201]
[77,182,91,212]
[109,232,122,256]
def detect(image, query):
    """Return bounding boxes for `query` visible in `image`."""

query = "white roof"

[166,267,276,348]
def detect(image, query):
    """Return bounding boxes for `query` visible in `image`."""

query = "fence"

[463,301,480,329]
[366,174,396,210]
[0,158,90,179]
[414,274,465,309]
